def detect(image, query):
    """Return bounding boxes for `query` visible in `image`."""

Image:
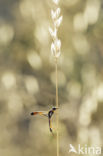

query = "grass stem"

[56,59,59,156]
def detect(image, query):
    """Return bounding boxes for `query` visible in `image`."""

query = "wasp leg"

[43,114,48,117]
[49,118,53,133]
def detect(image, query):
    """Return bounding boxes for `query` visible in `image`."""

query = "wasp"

[31,107,58,133]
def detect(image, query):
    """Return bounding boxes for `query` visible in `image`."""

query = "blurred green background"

[0,0,103,155]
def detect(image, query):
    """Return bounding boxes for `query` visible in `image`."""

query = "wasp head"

[52,107,58,111]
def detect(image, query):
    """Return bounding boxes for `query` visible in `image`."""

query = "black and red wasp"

[31,107,58,133]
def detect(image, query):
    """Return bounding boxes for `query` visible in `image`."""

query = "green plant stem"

[56,59,59,156]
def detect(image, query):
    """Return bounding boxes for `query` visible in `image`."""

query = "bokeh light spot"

[27,50,42,70]
[1,72,16,89]
[0,24,14,45]
[25,76,39,94]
